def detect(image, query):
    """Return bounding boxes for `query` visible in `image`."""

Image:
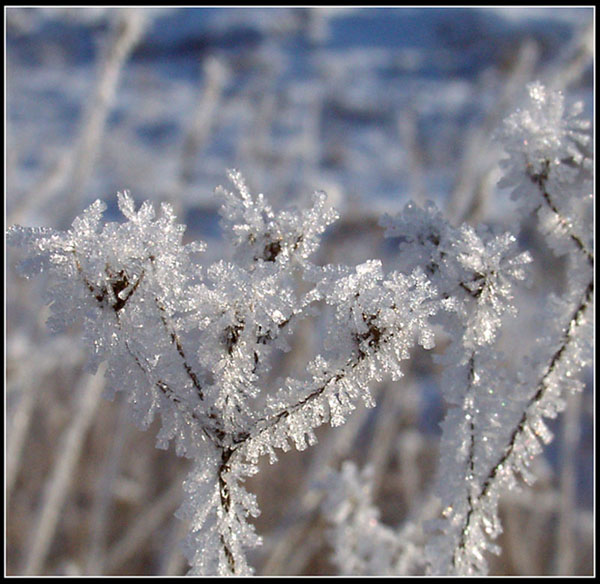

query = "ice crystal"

[422,83,592,575]
[498,82,593,261]
[8,170,445,575]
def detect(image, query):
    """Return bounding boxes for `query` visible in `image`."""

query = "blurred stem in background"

[20,370,106,575]
[9,8,146,228]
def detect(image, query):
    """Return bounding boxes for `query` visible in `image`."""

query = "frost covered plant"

[8,170,443,575]
[499,80,593,262]
[371,200,537,575]
[7,82,592,575]
[325,81,593,576]
[423,83,593,576]
[321,461,429,575]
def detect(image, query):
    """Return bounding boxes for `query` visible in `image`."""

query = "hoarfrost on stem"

[8,168,443,575]
[7,81,592,576]
[384,81,592,575]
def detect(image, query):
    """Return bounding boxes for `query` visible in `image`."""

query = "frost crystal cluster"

[322,81,592,576]
[7,169,441,575]
[7,82,593,575]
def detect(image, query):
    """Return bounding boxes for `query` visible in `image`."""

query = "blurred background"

[5,7,594,575]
